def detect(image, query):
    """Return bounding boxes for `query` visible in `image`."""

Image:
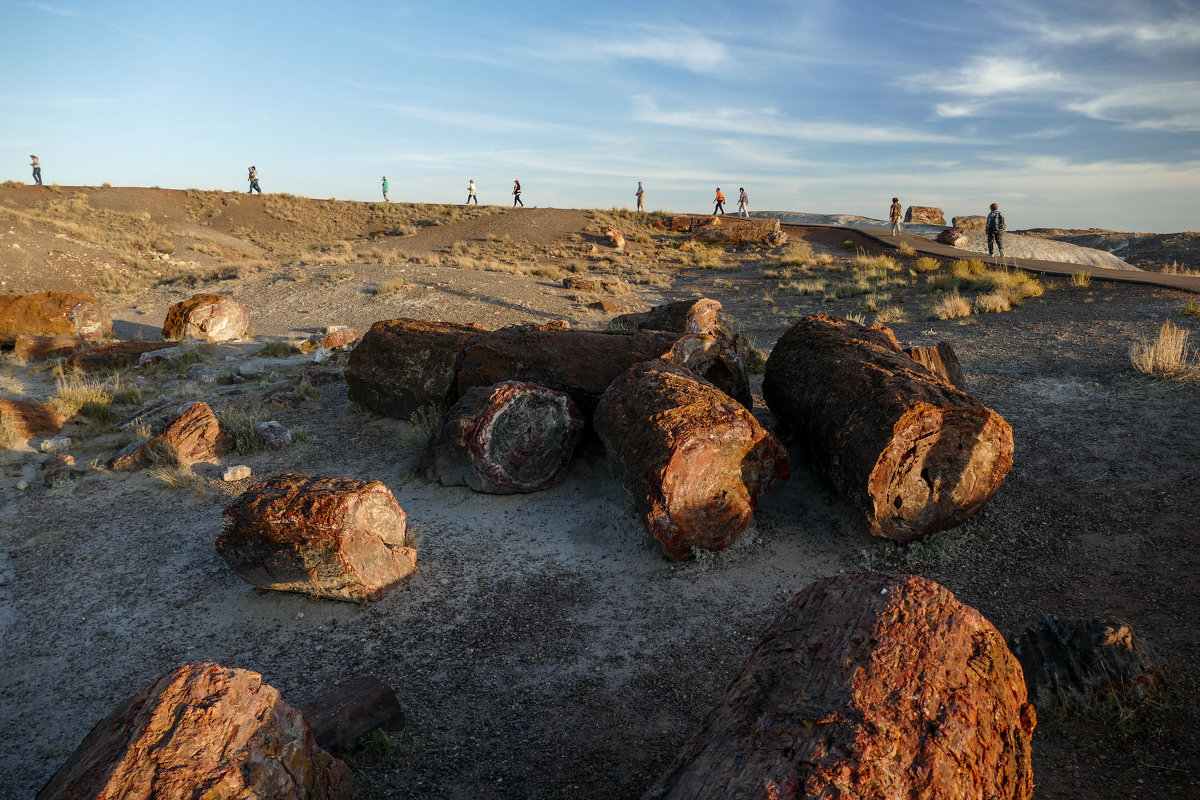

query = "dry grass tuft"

[1130,320,1198,379]
[874,305,906,324]
[913,256,942,274]
[931,290,972,320]
[1070,271,1092,288]
[0,415,20,449]
[897,242,917,258]
[974,292,1012,314]
[51,376,111,418]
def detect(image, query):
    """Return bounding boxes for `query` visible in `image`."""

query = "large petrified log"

[644,573,1036,800]
[1011,614,1166,708]
[904,340,967,390]
[613,297,756,384]
[346,318,486,420]
[111,400,233,470]
[763,314,1013,542]
[0,291,112,345]
[13,334,88,361]
[595,360,788,559]
[0,399,65,439]
[301,675,406,754]
[427,381,584,494]
[690,216,781,245]
[904,205,947,225]
[37,661,350,800]
[218,473,417,602]
[660,333,752,408]
[456,326,680,416]
[161,292,250,342]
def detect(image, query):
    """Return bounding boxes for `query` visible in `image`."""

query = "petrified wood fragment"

[346,318,486,420]
[0,399,65,439]
[37,661,350,800]
[0,291,112,345]
[904,340,967,390]
[427,381,584,494]
[12,334,88,361]
[595,360,788,559]
[62,340,166,372]
[1011,614,1166,708]
[763,314,1013,542]
[614,297,756,371]
[218,473,416,602]
[645,573,1036,800]
[161,292,250,342]
[690,216,780,245]
[111,401,232,470]
[301,675,406,754]
[905,205,947,225]
[661,333,752,408]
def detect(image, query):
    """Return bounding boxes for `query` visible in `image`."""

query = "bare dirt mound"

[1022,228,1200,270]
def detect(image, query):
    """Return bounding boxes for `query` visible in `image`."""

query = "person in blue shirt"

[636,181,645,212]
[382,176,389,202]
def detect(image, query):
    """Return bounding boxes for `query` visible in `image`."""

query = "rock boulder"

[0,291,112,345]
[952,214,988,230]
[936,227,969,248]
[111,401,232,470]
[904,206,946,225]
[161,293,250,342]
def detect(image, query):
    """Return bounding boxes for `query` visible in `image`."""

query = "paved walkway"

[792,223,1200,294]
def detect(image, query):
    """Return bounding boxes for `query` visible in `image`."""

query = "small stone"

[223,465,252,482]
[40,436,72,453]
[186,365,222,384]
[311,347,332,363]
[254,421,292,450]
[237,360,266,377]
[16,481,28,490]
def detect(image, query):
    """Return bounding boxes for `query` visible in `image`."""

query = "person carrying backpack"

[986,202,1006,257]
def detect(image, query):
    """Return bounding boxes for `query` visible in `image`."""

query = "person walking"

[737,187,750,218]
[890,197,903,237]
[512,179,523,207]
[247,166,262,195]
[381,176,389,202]
[30,155,42,186]
[467,179,478,205]
[713,187,725,215]
[635,181,645,212]
[986,202,1006,257]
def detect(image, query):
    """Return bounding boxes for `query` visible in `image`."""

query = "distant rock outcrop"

[161,293,250,342]
[0,291,112,345]
[905,206,946,225]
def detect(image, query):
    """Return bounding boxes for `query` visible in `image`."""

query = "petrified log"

[0,291,112,345]
[952,214,988,230]
[595,360,788,559]
[0,399,65,439]
[762,314,1013,542]
[904,340,967,390]
[346,318,486,420]
[427,381,584,494]
[644,573,1036,800]
[606,226,626,250]
[691,216,780,245]
[300,326,361,353]
[111,401,233,470]
[37,661,350,800]
[936,227,969,247]
[1011,614,1166,708]
[218,473,416,602]
[13,334,88,361]
[64,340,168,373]
[563,276,627,294]
[161,292,250,342]
[301,675,406,754]
[661,333,752,408]
[904,205,946,225]
[613,297,756,370]
[456,326,679,416]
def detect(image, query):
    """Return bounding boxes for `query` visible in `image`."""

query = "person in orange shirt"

[713,187,726,215]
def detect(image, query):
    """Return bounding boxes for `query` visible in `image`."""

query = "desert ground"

[1,184,1198,799]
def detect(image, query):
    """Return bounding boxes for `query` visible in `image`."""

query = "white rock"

[311,347,332,363]
[223,465,252,481]
[237,361,266,377]
[16,481,28,490]
[40,436,72,453]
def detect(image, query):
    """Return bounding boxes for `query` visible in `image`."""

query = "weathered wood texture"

[12,334,88,361]
[456,326,679,415]
[301,675,406,754]
[427,381,584,494]
[111,400,232,470]
[0,399,65,439]
[218,474,416,602]
[763,314,1013,542]
[904,340,967,390]
[37,661,350,800]
[1012,614,1166,708]
[661,333,752,408]
[690,216,781,245]
[613,297,756,387]
[161,293,250,342]
[645,573,1036,800]
[346,318,486,420]
[905,205,947,225]
[63,340,167,373]
[595,360,788,559]
[0,291,112,345]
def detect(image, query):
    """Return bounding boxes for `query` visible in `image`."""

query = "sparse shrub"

[260,341,297,358]
[1130,320,1198,378]
[217,406,271,454]
[950,258,986,278]
[151,238,175,255]
[874,305,906,324]
[844,312,867,325]
[0,415,19,449]
[897,242,917,258]
[974,292,1011,314]
[779,278,826,295]
[931,290,971,320]
[1181,300,1200,317]
[841,240,856,250]
[376,277,414,295]
[929,273,966,292]
[913,256,941,273]
[1070,271,1092,288]
[776,241,815,266]
[101,182,113,189]
[403,405,442,466]
[51,376,110,417]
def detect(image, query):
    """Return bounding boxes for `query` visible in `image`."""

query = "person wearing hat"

[247,166,261,195]
[30,155,41,186]
[467,179,478,205]
[382,176,389,202]
[512,179,523,207]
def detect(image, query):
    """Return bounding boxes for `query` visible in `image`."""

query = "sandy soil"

[1,195,1199,799]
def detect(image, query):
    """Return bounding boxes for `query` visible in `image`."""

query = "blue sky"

[2,0,1198,232]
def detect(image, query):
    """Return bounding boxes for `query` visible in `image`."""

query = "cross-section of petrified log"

[456,325,679,416]
[1011,614,1166,708]
[427,381,584,493]
[763,314,1013,542]
[0,291,112,345]
[37,661,350,800]
[218,473,416,602]
[595,360,788,559]
[613,297,756,365]
[161,293,250,342]
[644,573,1036,800]
[904,340,967,390]
[661,333,752,408]
[346,318,486,420]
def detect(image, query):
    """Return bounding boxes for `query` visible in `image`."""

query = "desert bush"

[913,256,941,273]
[874,305,906,324]
[950,258,986,278]
[931,290,972,320]
[52,376,110,417]
[897,242,917,258]
[841,240,856,250]
[0,415,19,449]
[1130,320,1198,379]
[111,386,143,406]
[775,241,815,266]
[1070,271,1092,287]
[973,292,1012,314]
[779,278,826,295]
[1181,300,1200,317]
[217,406,272,454]
[376,277,414,295]
[101,182,113,189]
[260,341,297,358]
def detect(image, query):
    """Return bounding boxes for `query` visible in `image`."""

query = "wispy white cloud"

[934,57,1065,97]
[1021,18,1200,50]
[633,96,966,145]
[543,27,732,74]
[1066,81,1200,132]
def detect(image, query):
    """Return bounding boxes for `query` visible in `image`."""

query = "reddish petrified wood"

[645,573,1036,800]
[63,340,167,373]
[346,318,486,420]
[218,474,416,602]
[37,661,350,800]
[456,325,679,416]
[690,215,781,245]
[0,399,65,439]
[301,675,406,754]
[661,333,752,408]
[13,334,88,361]
[161,293,250,342]
[427,381,584,494]
[904,340,967,390]
[112,401,232,470]
[613,297,756,375]
[0,291,112,345]
[594,360,788,559]
[763,314,1013,542]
